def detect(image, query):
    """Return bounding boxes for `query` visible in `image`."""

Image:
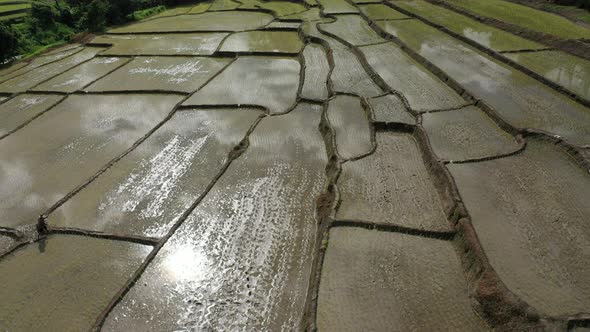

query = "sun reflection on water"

[163,244,208,282]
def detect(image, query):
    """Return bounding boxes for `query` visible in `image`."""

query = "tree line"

[0,0,193,62]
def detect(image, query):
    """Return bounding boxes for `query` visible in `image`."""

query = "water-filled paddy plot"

[0,0,589,330]
[0,47,104,93]
[109,11,274,33]
[0,94,63,138]
[48,108,263,238]
[90,33,229,55]
[318,228,490,331]
[102,103,327,331]
[218,30,304,53]
[183,56,300,113]
[87,57,230,93]
[368,93,415,125]
[0,94,181,228]
[378,19,590,145]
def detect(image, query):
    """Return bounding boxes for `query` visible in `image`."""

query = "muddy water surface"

[337,132,450,231]
[87,56,230,93]
[1,3,588,330]
[103,103,327,331]
[109,11,274,33]
[184,56,300,113]
[282,7,323,20]
[0,235,150,331]
[368,93,415,124]
[265,21,302,29]
[317,0,358,14]
[0,94,64,138]
[33,57,129,93]
[219,31,304,53]
[421,106,520,161]
[0,46,82,84]
[379,19,590,145]
[0,94,181,228]
[449,139,590,316]
[318,227,490,331]
[303,21,382,97]
[360,42,465,111]
[0,47,105,93]
[48,108,262,238]
[319,14,386,46]
[301,44,330,100]
[91,33,229,56]
[327,95,373,159]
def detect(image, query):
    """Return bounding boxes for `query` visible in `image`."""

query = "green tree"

[0,23,19,63]
[29,2,59,28]
[83,0,109,32]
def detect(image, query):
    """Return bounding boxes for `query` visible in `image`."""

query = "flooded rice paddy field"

[0,0,589,330]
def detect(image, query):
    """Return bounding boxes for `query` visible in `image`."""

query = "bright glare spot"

[163,245,208,281]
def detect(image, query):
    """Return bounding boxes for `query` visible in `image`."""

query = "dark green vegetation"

[554,0,590,10]
[512,0,590,24]
[0,0,183,62]
[445,0,590,38]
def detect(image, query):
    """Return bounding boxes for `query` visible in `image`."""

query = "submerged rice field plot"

[33,57,130,93]
[0,2,589,331]
[0,47,103,93]
[102,103,327,331]
[449,139,590,316]
[0,94,63,138]
[108,11,274,33]
[505,50,590,100]
[378,19,590,145]
[360,42,466,111]
[318,227,490,331]
[389,0,544,52]
[318,14,386,46]
[218,30,304,53]
[90,33,229,56]
[87,57,231,93]
[444,0,590,39]
[47,108,263,238]
[183,56,300,113]
[0,94,182,229]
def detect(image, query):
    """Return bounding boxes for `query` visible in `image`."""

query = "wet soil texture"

[0,0,589,331]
